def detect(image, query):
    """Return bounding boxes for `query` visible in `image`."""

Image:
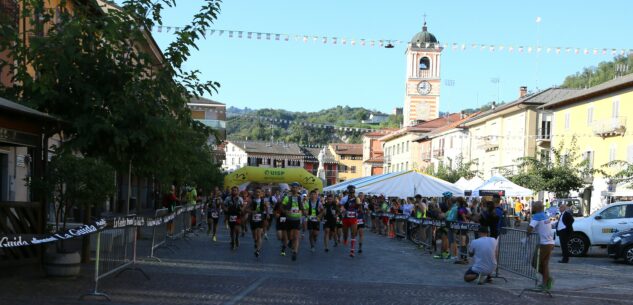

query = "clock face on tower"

[417,81,432,95]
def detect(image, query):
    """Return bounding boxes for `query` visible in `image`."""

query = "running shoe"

[255,250,260,258]
[311,247,315,253]
[350,250,355,258]
[264,233,268,240]
[325,248,329,253]
[212,235,217,242]
[358,248,363,254]
[292,252,297,261]
[546,278,554,291]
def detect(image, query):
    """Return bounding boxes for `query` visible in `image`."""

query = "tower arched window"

[419,57,430,70]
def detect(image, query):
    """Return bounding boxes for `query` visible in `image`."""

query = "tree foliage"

[227,105,388,145]
[0,0,224,192]
[424,154,480,183]
[510,137,592,198]
[562,55,633,89]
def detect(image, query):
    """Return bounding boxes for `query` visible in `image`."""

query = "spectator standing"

[527,201,555,291]
[556,202,575,263]
[479,201,500,238]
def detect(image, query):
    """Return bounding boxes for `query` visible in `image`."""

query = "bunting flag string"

[152,26,633,56]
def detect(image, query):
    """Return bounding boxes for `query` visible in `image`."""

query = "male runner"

[281,182,305,261]
[322,193,338,252]
[247,187,268,257]
[274,191,289,256]
[305,190,323,252]
[263,188,276,240]
[207,189,223,242]
[340,185,362,258]
[223,186,244,250]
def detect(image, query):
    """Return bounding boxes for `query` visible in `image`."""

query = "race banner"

[0,204,204,249]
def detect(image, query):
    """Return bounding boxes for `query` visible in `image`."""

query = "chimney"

[519,86,528,98]
[491,101,496,110]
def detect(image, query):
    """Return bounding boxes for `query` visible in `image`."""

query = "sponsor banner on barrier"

[0,204,204,249]
[394,214,408,220]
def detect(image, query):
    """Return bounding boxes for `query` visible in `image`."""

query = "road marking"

[224,276,268,305]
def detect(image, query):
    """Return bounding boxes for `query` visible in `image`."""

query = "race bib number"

[229,215,237,222]
[253,214,262,222]
[346,211,356,218]
[291,208,300,214]
[309,216,318,222]
[280,217,287,223]
[211,212,218,218]
[358,218,364,225]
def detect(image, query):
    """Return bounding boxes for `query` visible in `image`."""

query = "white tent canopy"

[325,171,464,198]
[472,174,533,197]
[455,176,485,191]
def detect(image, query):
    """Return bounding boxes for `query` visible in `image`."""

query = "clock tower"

[404,21,442,126]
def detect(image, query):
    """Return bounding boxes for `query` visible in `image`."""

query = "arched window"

[419,57,430,70]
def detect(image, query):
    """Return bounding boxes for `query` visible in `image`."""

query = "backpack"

[446,205,458,221]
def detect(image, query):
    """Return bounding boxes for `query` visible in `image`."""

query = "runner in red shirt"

[340,185,362,258]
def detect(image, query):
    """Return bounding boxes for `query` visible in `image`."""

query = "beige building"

[383,114,462,173]
[463,88,578,179]
[361,129,396,177]
[329,143,363,182]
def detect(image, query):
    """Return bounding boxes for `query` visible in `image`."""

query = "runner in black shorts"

[247,187,268,257]
[356,192,367,254]
[281,182,305,261]
[223,186,244,250]
[305,190,323,252]
[322,193,338,252]
[207,189,222,242]
[274,194,289,256]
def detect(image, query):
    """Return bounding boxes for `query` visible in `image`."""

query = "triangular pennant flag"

[284,35,289,41]
[228,31,233,38]
[218,30,224,36]
[247,32,252,39]
[379,40,383,47]
[238,31,243,38]
[303,35,308,43]
[275,34,280,41]
[313,36,318,42]
[266,33,271,40]
[210,29,216,36]
[333,37,337,44]
[351,39,356,46]
[166,26,172,32]
[360,39,366,46]
[256,33,261,40]
[370,40,375,47]
[342,38,347,45]
[323,37,327,44]
[157,26,163,32]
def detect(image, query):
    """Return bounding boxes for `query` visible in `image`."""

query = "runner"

[379,196,390,236]
[322,193,338,252]
[207,188,222,242]
[281,182,305,261]
[356,192,367,254]
[240,190,250,237]
[340,185,362,258]
[223,186,244,250]
[247,187,268,257]
[262,188,276,240]
[305,190,323,252]
[274,191,289,257]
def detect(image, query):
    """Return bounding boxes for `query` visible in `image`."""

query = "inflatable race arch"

[224,166,323,192]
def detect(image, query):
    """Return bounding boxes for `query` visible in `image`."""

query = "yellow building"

[328,143,363,183]
[543,73,633,212]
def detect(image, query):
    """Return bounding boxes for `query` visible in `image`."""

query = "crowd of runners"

[204,183,369,261]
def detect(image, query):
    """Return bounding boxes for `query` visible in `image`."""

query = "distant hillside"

[227,106,399,145]
[562,55,632,89]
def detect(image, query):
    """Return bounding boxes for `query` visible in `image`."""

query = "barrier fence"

[372,211,544,294]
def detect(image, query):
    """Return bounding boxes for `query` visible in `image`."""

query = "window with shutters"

[564,112,571,129]
[587,107,593,125]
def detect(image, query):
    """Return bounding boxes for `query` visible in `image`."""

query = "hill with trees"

[227,106,398,145]
[562,55,632,89]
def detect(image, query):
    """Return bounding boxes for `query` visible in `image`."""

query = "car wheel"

[568,234,589,257]
[625,245,633,265]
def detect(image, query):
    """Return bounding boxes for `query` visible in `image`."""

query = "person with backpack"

[322,193,339,252]
[246,187,268,258]
[340,185,362,258]
[305,190,323,252]
[281,182,305,261]
[223,186,245,250]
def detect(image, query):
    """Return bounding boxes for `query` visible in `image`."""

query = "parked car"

[608,228,633,265]
[554,201,633,256]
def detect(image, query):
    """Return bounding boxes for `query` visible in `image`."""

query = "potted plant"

[32,152,115,277]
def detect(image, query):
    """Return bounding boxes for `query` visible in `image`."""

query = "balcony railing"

[477,136,499,151]
[432,149,444,158]
[197,119,226,129]
[536,128,551,141]
[592,117,627,137]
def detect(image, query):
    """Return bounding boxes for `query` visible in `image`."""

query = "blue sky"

[150,0,632,114]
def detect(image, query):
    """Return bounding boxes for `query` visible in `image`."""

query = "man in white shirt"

[527,201,555,291]
[464,226,498,284]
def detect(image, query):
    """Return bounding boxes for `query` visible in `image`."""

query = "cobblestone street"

[2,224,633,305]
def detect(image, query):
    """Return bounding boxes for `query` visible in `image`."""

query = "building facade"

[188,97,227,141]
[543,73,633,212]
[463,88,578,179]
[302,147,338,186]
[223,141,305,172]
[404,22,442,126]
[328,143,363,182]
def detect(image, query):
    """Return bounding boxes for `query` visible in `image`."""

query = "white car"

[554,201,633,256]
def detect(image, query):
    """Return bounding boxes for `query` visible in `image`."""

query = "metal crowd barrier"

[147,208,174,262]
[393,214,408,239]
[407,218,435,253]
[497,227,545,295]
[81,226,149,301]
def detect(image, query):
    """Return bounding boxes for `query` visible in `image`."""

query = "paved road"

[1,223,632,305]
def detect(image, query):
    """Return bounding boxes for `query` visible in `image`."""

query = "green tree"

[511,137,592,202]
[0,0,223,200]
[424,154,480,183]
[562,55,633,89]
